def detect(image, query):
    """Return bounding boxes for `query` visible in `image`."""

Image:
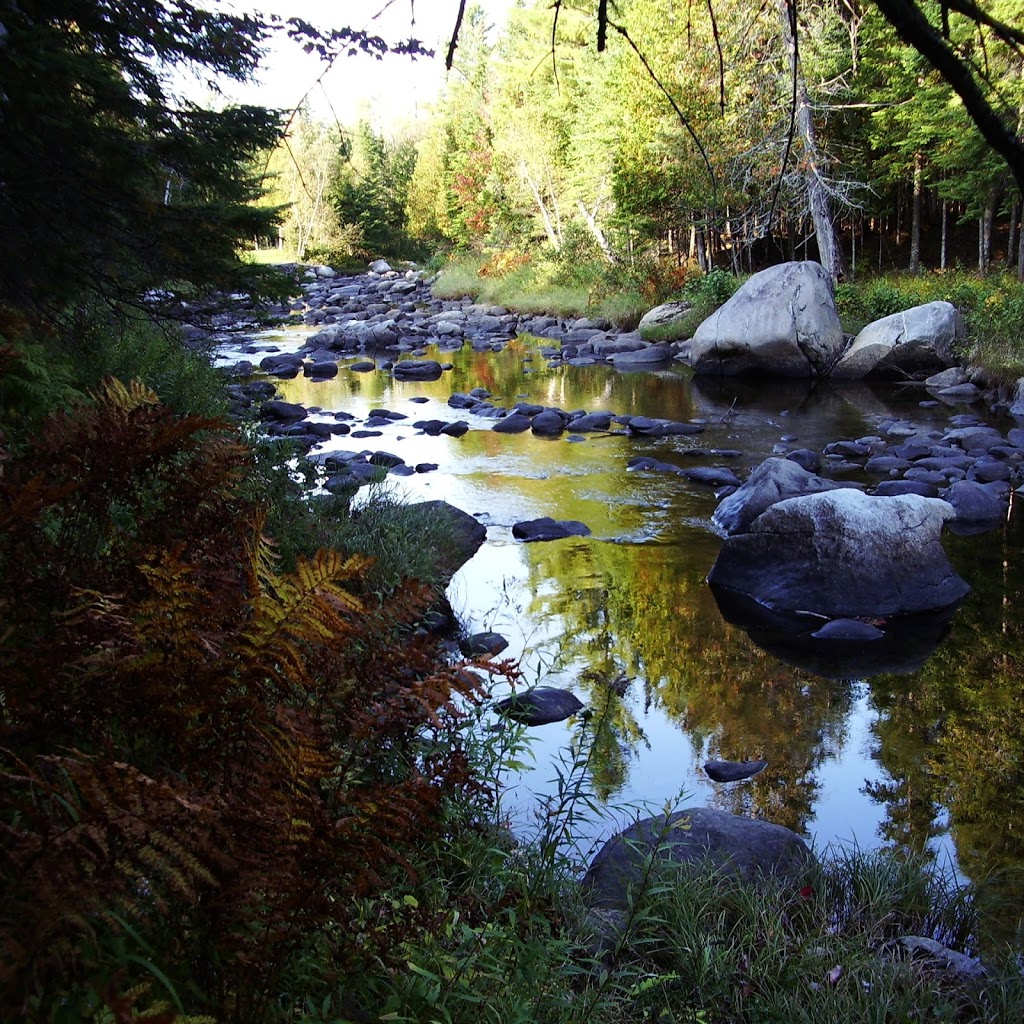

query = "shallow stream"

[222,326,1024,907]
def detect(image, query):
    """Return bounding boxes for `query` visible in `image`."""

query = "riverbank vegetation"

[4,0,1024,1020]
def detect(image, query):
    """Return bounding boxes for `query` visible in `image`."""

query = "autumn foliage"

[0,379,483,1021]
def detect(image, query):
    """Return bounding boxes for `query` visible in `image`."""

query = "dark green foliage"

[0,0,285,323]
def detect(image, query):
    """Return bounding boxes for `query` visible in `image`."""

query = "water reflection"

[256,329,1023,917]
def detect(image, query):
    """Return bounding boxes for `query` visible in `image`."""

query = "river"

[219,325,1024,916]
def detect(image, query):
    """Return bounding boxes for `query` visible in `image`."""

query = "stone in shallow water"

[494,686,585,726]
[512,517,591,542]
[461,631,509,657]
[704,759,768,783]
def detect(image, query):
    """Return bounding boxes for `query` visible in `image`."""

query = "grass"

[277,705,1024,1024]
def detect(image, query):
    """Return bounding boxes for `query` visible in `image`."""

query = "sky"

[202,1,514,131]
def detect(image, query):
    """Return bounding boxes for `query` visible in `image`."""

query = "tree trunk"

[577,200,612,261]
[695,224,708,272]
[979,192,995,274]
[521,162,561,250]
[940,195,948,270]
[909,154,923,273]
[780,1,846,284]
[1007,197,1019,270]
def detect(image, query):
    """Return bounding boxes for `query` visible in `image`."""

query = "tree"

[0,0,284,325]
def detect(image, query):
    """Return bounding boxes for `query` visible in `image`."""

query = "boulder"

[708,490,970,618]
[712,457,852,536]
[583,808,812,910]
[832,301,963,379]
[687,262,844,377]
[494,686,585,726]
[461,631,510,657]
[411,501,487,585]
[638,301,693,333]
[259,399,307,423]
[943,479,1006,524]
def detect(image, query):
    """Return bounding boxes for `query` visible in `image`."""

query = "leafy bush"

[0,380,486,1022]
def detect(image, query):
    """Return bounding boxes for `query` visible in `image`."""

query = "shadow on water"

[260,329,1024,930]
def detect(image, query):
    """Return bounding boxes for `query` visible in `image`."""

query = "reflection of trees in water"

[521,535,854,833]
[865,510,1024,944]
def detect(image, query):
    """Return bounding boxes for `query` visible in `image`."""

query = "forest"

[3,1,1024,1022]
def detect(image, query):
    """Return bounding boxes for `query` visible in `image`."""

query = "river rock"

[611,342,674,367]
[260,399,307,423]
[639,301,693,333]
[942,479,1006,524]
[413,501,487,584]
[687,261,844,377]
[512,517,592,542]
[531,409,567,435]
[703,759,768,783]
[712,457,852,536]
[583,808,812,910]
[393,359,443,381]
[494,686,585,726]
[461,631,510,657]
[708,490,970,618]
[832,301,963,379]
[493,413,533,433]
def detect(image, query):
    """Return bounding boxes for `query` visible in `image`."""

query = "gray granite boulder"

[687,262,844,377]
[712,457,852,536]
[639,301,693,333]
[832,301,964,379]
[708,490,970,618]
[583,808,812,909]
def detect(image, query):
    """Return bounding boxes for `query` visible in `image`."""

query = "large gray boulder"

[638,301,693,333]
[708,489,970,618]
[832,301,963,379]
[410,501,486,585]
[712,457,853,536]
[583,808,812,909]
[687,262,844,377]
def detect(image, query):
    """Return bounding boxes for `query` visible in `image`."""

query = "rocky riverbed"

[210,261,1024,892]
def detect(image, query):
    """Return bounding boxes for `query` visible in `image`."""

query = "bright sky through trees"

[209,0,513,127]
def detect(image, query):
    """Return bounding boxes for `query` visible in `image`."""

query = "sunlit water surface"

[221,326,1024,907]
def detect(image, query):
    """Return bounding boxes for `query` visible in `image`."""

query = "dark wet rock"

[512,517,592,542]
[825,440,872,458]
[411,500,487,585]
[368,451,405,469]
[785,449,821,473]
[943,425,1004,453]
[350,429,383,438]
[441,420,470,437]
[308,360,339,379]
[389,464,415,476]
[415,463,438,473]
[704,760,768,783]
[611,342,673,367]
[627,416,704,437]
[348,360,376,372]
[260,400,307,423]
[873,479,941,498]
[712,457,853,536]
[393,359,443,381]
[461,631,509,657]
[590,333,647,356]
[681,466,742,488]
[942,479,1007,523]
[448,392,479,410]
[969,457,1012,483]
[628,457,682,474]
[865,455,911,475]
[493,413,534,434]
[583,808,812,910]
[513,401,545,416]
[569,412,613,431]
[687,261,843,377]
[415,419,447,436]
[708,490,969,618]
[409,395,430,404]
[369,408,407,421]
[494,686,585,726]
[531,410,567,435]
[811,619,885,641]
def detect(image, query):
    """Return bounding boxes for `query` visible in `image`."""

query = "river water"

[224,327,1024,909]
